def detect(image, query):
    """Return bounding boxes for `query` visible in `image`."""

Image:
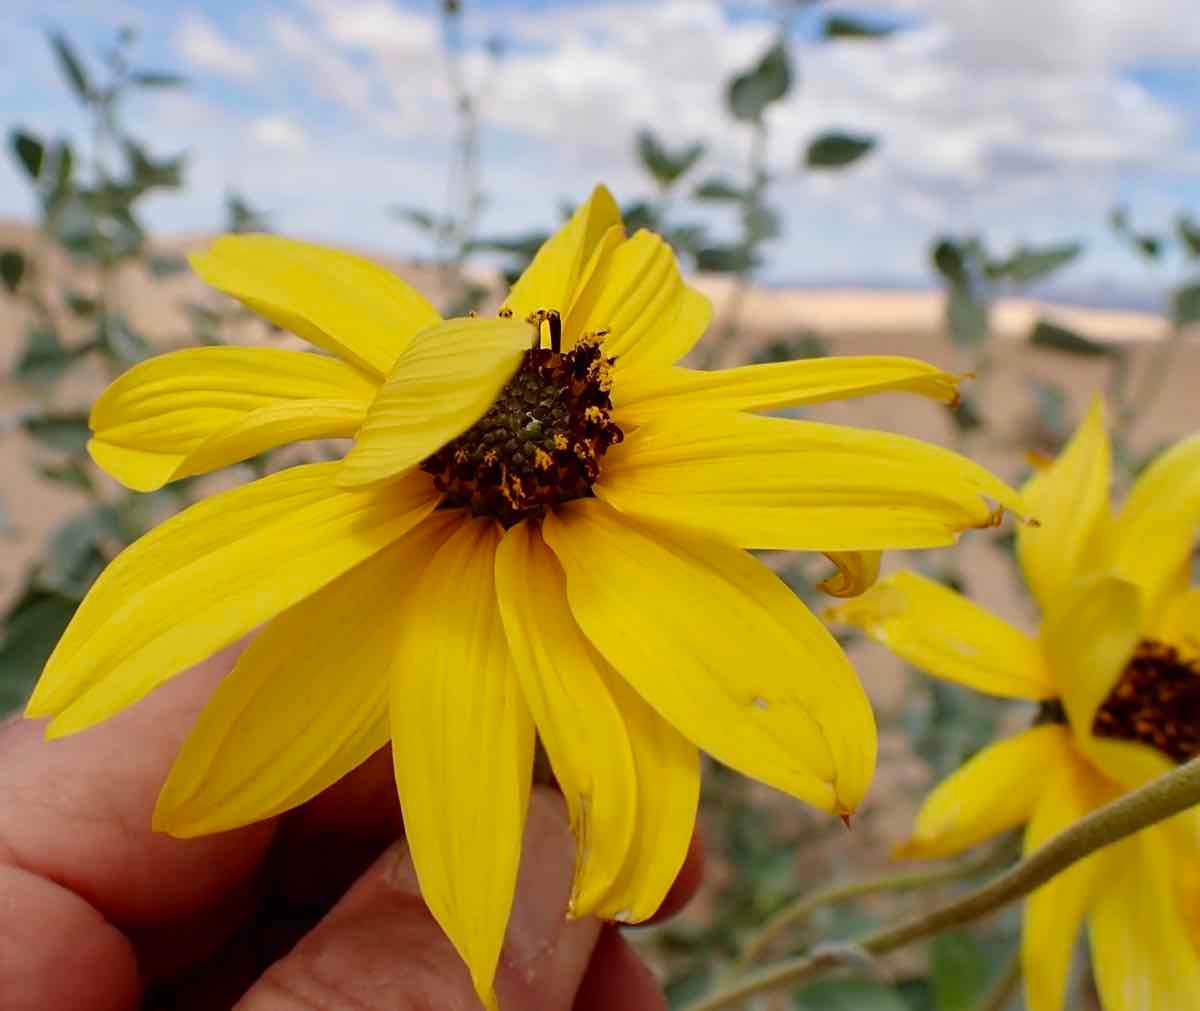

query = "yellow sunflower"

[28,185,1021,1009]
[829,397,1200,1011]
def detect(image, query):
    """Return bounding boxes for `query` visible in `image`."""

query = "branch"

[682,756,1200,1011]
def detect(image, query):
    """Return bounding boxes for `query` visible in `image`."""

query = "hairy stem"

[682,756,1200,1011]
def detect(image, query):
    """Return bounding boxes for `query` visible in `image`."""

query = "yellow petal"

[154,512,461,837]
[569,230,712,371]
[1041,574,1142,747]
[1022,752,1117,1011]
[190,235,442,377]
[826,571,1055,700]
[596,412,1023,552]
[543,498,876,815]
[614,356,963,425]
[494,521,639,917]
[1016,396,1111,612]
[1157,588,1200,659]
[87,347,378,491]
[390,518,535,1011]
[819,550,882,598]
[337,317,530,487]
[503,185,623,321]
[1088,828,1200,1011]
[27,463,440,733]
[1109,431,1200,609]
[897,725,1072,860]
[591,675,699,923]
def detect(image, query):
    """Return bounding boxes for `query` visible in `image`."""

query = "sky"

[2,0,1199,300]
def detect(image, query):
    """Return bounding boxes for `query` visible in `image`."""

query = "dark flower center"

[420,316,622,527]
[1092,639,1200,763]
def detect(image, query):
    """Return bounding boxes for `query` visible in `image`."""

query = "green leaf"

[37,458,94,491]
[696,244,756,274]
[753,332,828,364]
[1172,283,1200,327]
[98,312,154,365]
[49,32,92,103]
[131,70,186,89]
[795,979,910,1011]
[619,200,659,233]
[147,254,189,277]
[0,591,77,713]
[988,241,1081,285]
[805,131,876,169]
[0,249,24,293]
[10,129,45,180]
[743,200,781,242]
[693,177,745,202]
[226,192,269,233]
[123,141,186,193]
[946,282,989,347]
[824,14,896,39]
[1175,214,1200,259]
[64,290,98,316]
[21,412,91,454]
[14,326,72,386]
[40,506,124,599]
[727,41,792,122]
[1030,318,1111,356]
[931,238,968,283]
[635,129,705,188]
[44,141,74,213]
[931,933,991,1011]
[951,390,984,432]
[390,205,438,231]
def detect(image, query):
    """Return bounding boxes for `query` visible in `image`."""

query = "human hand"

[0,643,703,1010]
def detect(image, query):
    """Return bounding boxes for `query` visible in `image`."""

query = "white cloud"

[249,114,309,152]
[174,12,260,82]
[268,13,375,113]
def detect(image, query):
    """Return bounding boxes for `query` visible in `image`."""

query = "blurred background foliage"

[1,3,1198,1009]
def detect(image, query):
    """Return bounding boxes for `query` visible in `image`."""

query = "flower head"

[828,397,1200,1011]
[29,185,1021,1009]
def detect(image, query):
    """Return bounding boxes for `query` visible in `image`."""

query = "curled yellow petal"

[391,518,534,1011]
[190,234,441,377]
[819,550,882,598]
[27,463,440,734]
[87,347,376,490]
[598,412,1023,553]
[897,725,1071,860]
[544,498,876,816]
[154,512,461,837]
[338,317,530,487]
[827,571,1055,700]
[1157,588,1200,660]
[614,356,963,425]
[1016,396,1111,612]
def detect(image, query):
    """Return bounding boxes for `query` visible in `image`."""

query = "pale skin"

[0,643,703,1010]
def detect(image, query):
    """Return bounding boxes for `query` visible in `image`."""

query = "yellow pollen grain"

[585,406,604,423]
[553,433,569,451]
[483,449,498,466]
[534,448,553,470]
[454,447,469,464]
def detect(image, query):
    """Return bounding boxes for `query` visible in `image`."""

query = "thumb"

[237,786,601,1011]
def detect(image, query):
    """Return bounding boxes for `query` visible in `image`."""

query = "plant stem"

[976,953,1022,1011]
[681,756,1200,1011]
[733,847,1005,973]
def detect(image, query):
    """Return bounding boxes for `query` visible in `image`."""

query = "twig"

[681,756,1200,1011]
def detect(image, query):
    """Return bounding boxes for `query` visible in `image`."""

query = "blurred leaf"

[0,590,77,712]
[931,238,968,283]
[390,205,438,231]
[64,290,98,316]
[754,332,828,364]
[931,933,991,1011]
[10,129,45,180]
[38,457,94,491]
[471,230,549,259]
[14,326,72,386]
[696,244,756,274]
[0,249,24,293]
[1109,206,1162,261]
[1172,283,1200,327]
[824,14,896,39]
[743,200,781,241]
[49,32,93,103]
[131,70,186,88]
[44,141,74,213]
[123,141,185,193]
[951,390,984,433]
[445,280,490,317]
[1030,318,1110,356]
[727,40,792,122]
[227,192,269,233]
[795,979,910,1011]
[40,506,123,599]
[619,200,659,233]
[147,254,189,277]
[1134,234,1162,259]
[663,223,708,257]
[693,177,745,202]
[989,241,1081,285]
[636,129,705,188]
[805,131,876,169]
[1027,377,1071,443]
[1175,214,1200,259]
[946,283,989,347]
[21,412,91,453]
[98,311,154,364]
[664,962,714,1007]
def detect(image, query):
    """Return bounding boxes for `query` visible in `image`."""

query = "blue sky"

[3,0,1199,301]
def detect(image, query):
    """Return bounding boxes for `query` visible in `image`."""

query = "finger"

[573,926,666,1011]
[238,787,601,1011]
